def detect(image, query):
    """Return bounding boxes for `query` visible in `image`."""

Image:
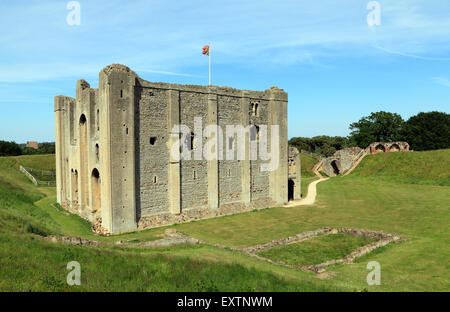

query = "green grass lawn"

[258,234,376,266]
[13,154,56,171]
[300,153,319,177]
[173,150,450,291]
[0,150,449,291]
[351,149,450,186]
[0,154,336,292]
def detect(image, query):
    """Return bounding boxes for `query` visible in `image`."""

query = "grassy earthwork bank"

[350,149,450,186]
[0,154,336,291]
[0,150,449,291]
[300,153,319,177]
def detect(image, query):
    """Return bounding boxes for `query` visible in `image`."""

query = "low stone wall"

[43,229,200,248]
[40,226,405,277]
[241,228,333,253]
[240,227,405,274]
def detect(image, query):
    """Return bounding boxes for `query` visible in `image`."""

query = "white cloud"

[432,77,450,87]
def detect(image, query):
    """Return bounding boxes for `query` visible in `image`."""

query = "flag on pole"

[202,45,210,56]
[202,44,211,85]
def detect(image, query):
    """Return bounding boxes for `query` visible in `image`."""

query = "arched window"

[288,179,295,201]
[375,144,385,153]
[251,102,259,116]
[250,125,260,141]
[79,114,88,206]
[389,144,400,152]
[79,114,86,125]
[91,168,101,213]
[331,160,340,175]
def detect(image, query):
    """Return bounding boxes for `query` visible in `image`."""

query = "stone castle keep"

[55,64,300,234]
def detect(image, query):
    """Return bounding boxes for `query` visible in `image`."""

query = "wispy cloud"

[373,45,450,61]
[432,77,450,87]
[1,0,450,82]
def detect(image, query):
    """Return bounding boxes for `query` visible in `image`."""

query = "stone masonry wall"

[136,87,169,218]
[179,91,209,210]
[249,99,270,200]
[56,64,288,234]
[218,95,243,204]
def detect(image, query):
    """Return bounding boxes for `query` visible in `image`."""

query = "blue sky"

[0,0,449,143]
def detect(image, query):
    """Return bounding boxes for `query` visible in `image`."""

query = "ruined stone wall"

[55,80,101,224]
[56,64,289,234]
[320,141,410,177]
[368,141,409,154]
[288,146,301,200]
[321,147,363,177]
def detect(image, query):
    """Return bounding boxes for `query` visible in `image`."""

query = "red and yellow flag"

[202,45,210,56]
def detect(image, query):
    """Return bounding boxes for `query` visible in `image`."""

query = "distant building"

[367,141,409,154]
[319,141,410,176]
[26,141,39,150]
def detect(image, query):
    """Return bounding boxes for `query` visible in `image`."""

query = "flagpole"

[209,42,211,86]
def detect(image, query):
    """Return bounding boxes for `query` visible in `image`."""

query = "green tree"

[349,111,405,148]
[403,111,450,151]
[21,146,38,155]
[37,142,55,154]
[289,136,352,157]
[0,140,22,156]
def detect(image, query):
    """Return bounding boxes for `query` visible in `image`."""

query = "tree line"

[0,141,55,157]
[290,111,450,157]
[1,111,448,158]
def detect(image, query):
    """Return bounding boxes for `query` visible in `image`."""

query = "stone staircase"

[342,148,369,176]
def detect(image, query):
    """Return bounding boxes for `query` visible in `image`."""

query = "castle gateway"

[55,64,300,234]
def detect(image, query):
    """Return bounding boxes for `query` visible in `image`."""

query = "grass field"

[300,153,319,177]
[0,154,336,291]
[258,234,376,266]
[351,149,450,186]
[0,150,449,291]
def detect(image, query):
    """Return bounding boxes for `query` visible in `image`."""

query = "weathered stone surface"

[320,147,363,177]
[288,146,301,200]
[367,141,409,154]
[55,64,290,234]
[43,230,199,249]
[320,141,410,176]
